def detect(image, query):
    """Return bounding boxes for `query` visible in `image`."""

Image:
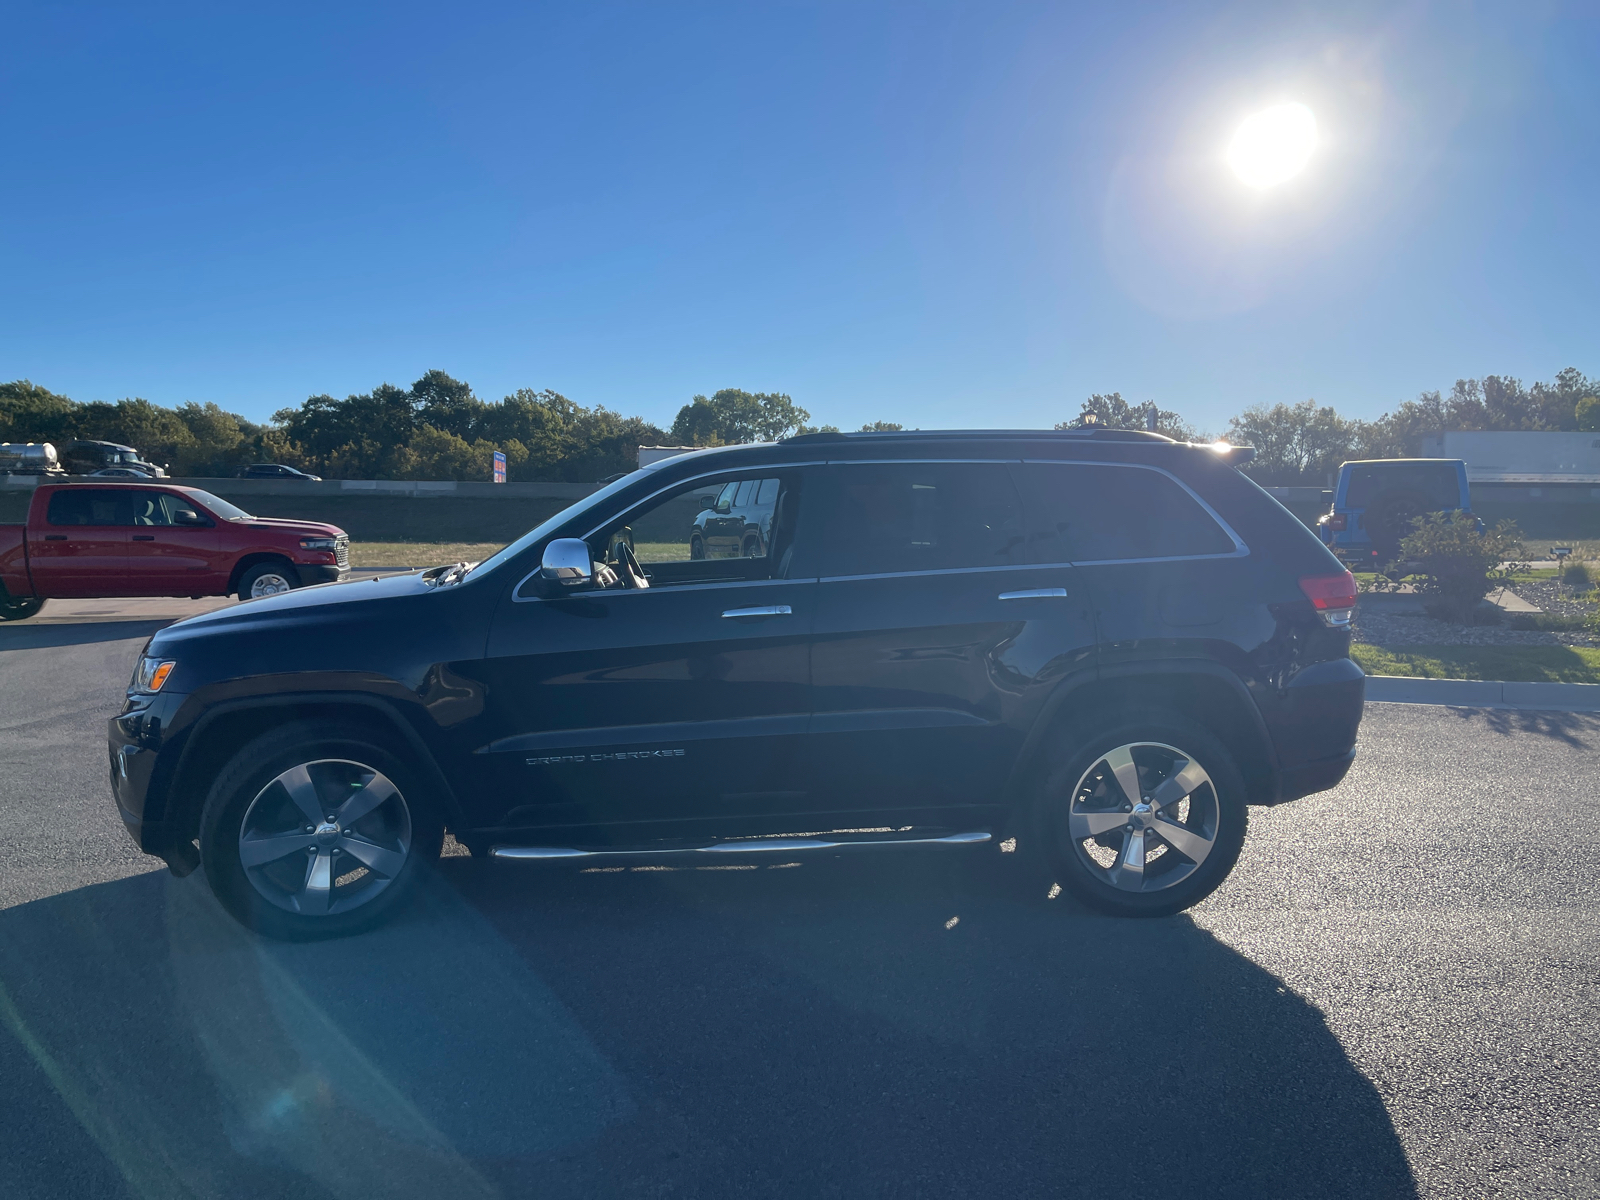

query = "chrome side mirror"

[541,538,593,588]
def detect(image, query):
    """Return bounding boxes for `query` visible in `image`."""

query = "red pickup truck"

[0,482,349,620]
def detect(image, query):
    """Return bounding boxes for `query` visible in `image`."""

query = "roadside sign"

[492,450,506,484]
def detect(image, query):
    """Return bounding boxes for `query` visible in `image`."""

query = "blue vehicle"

[1317,458,1474,567]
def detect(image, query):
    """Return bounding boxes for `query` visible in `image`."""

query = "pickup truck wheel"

[0,595,46,621]
[199,721,444,940]
[238,560,298,601]
[1031,714,1248,917]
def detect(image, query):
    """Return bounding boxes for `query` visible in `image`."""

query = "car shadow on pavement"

[0,853,1417,1200]
[1444,706,1600,747]
[0,620,178,651]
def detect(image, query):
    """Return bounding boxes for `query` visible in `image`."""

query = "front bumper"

[107,691,189,859]
[294,563,349,587]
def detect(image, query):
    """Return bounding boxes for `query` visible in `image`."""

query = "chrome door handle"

[721,605,793,619]
[998,588,1068,600]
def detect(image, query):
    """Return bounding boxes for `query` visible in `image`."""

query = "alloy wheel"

[237,758,413,915]
[1065,742,1220,893]
[249,571,294,598]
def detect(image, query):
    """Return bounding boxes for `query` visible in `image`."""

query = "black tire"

[0,594,46,621]
[199,721,444,940]
[237,558,300,602]
[689,535,705,561]
[1028,712,1248,917]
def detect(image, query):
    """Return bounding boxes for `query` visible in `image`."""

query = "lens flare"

[1228,103,1317,188]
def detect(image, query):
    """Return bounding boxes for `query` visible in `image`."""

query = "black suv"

[109,430,1363,939]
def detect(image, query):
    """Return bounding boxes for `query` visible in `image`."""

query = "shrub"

[1394,513,1526,624]
[1562,562,1593,590]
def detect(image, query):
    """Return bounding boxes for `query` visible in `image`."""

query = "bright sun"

[1227,103,1317,188]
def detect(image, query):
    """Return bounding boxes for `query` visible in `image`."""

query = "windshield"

[185,489,255,522]
[466,468,654,579]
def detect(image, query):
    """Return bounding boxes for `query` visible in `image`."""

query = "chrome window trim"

[512,574,818,604]
[510,454,1249,598]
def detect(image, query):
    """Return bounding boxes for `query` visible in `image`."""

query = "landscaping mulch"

[1352,590,1598,650]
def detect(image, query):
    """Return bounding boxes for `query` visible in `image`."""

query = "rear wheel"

[1030,714,1247,917]
[0,594,45,621]
[238,559,298,601]
[690,535,705,560]
[199,721,443,939]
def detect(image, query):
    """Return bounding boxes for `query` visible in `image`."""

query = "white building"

[1419,431,1600,497]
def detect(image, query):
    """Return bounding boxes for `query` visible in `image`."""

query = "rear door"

[801,460,1098,822]
[1014,460,1247,658]
[123,490,224,595]
[26,489,131,597]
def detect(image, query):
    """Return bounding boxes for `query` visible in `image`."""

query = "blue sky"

[2,1,1596,436]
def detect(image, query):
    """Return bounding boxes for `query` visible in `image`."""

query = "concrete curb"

[1365,675,1600,712]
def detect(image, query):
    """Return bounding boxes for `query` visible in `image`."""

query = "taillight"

[1299,571,1357,628]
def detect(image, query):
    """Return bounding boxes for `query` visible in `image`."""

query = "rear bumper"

[1279,747,1358,803]
[1263,657,1365,804]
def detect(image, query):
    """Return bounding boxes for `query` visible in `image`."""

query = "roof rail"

[778,428,1179,445]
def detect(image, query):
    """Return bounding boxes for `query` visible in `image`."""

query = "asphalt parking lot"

[1,610,1596,1198]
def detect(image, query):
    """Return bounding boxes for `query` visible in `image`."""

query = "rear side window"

[1343,462,1462,511]
[1017,463,1236,563]
[45,488,132,527]
[815,462,1025,576]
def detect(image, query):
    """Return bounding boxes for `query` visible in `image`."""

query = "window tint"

[1018,463,1235,563]
[816,463,1024,576]
[605,476,788,569]
[46,488,132,527]
[128,491,174,525]
[1344,463,1461,510]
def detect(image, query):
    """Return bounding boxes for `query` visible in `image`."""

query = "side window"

[815,463,1025,577]
[734,479,757,507]
[45,488,131,527]
[128,491,173,526]
[1018,463,1236,563]
[756,478,779,506]
[591,475,795,584]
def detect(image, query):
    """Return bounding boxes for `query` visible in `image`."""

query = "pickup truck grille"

[335,537,349,569]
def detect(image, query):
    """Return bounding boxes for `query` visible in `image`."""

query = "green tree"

[1226,400,1357,485]
[860,421,903,432]
[411,369,483,440]
[1055,392,1201,441]
[1577,396,1600,433]
[669,389,811,445]
[0,380,80,443]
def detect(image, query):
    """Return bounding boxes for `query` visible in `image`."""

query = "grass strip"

[1351,643,1600,684]
[348,541,506,568]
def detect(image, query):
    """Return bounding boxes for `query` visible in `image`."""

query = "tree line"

[2,366,1593,484]
[1066,368,1598,485]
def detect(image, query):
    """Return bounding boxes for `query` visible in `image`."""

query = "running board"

[490,831,992,861]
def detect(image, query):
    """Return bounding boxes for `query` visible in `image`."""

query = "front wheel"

[1031,715,1248,917]
[238,559,298,601]
[0,595,46,621]
[199,722,444,939]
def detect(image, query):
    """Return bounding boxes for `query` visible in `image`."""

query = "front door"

[26,488,131,597]
[802,461,1099,824]
[123,490,224,596]
[469,468,819,841]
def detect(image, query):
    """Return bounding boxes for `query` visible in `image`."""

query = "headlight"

[300,537,338,550]
[132,656,176,693]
